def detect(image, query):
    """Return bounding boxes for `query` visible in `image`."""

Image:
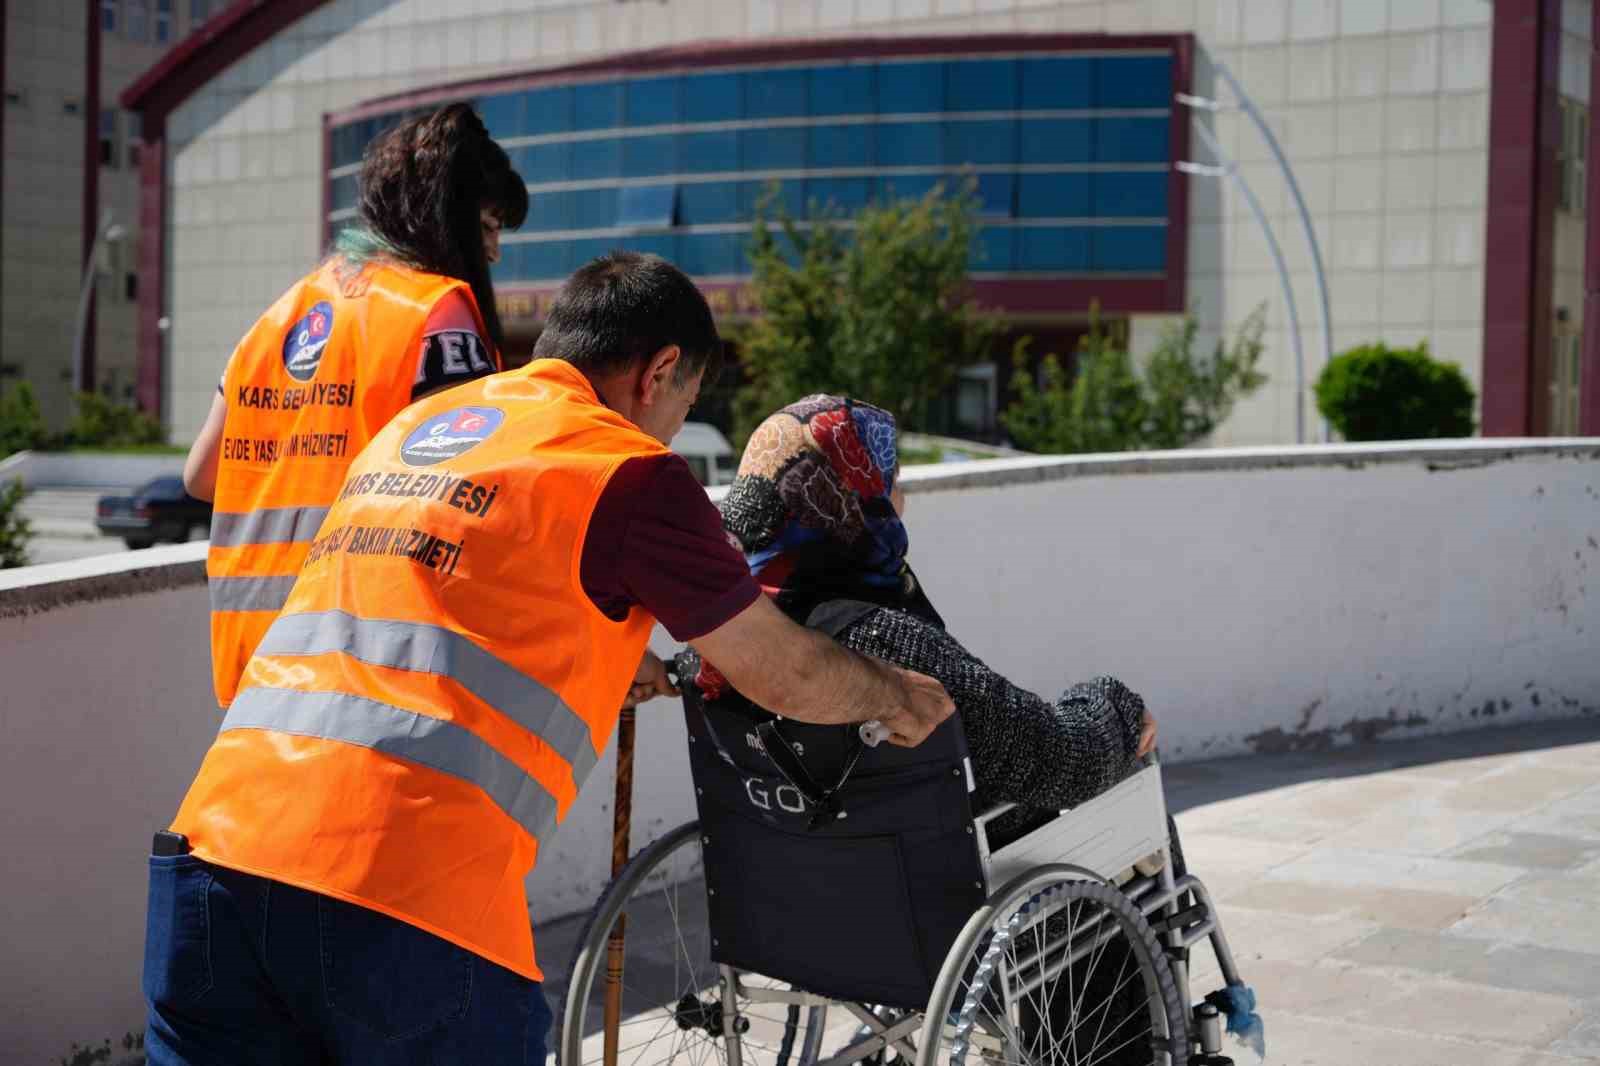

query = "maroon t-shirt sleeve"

[580,453,761,641]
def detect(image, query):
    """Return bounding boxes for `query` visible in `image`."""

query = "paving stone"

[1225,879,1483,932]
[1263,846,1530,898]
[1362,975,1586,1048]
[1174,830,1321,904]
[1239,959,1414,1019]
[1506,809,1600,844]
[1333,927,1600,1000]
[1209,904,1378,966]
[1256,1011,1494,1066]
[1438,765,1599,814]
[1550,1013,1600,1059]
[1318,804,1519,856]
[1449,831,1600,870]
[1449,893,1600,956]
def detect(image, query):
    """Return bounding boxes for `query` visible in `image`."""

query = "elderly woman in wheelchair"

[560,397,1261,1066]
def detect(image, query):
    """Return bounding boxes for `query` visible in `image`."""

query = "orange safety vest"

[173,359,668,980]
[207,258,494,709]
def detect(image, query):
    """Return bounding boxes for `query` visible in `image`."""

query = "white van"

[671,421,735,487]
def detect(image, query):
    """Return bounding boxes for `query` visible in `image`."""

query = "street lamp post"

[72,211,127,396]
[1178,59,1334,441]
[1179,122,1309,445]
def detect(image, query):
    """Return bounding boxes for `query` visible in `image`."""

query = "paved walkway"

[1164,716,1600,1065]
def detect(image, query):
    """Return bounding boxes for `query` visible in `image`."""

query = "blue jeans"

[143,854,551,1065]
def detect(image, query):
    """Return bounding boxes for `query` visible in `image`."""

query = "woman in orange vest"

[181,102,527,710]
[144,252,955,1065]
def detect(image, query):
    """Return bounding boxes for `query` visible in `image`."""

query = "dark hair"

[355,102,528,349]
[532,252,723,385]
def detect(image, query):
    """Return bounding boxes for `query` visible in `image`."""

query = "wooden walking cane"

[602,703,637,1066]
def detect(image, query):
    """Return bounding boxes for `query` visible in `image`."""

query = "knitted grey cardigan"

[681,605,1147,819]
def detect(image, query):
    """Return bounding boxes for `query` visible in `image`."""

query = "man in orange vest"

[144,252,955,1065]
[183,103,526,711]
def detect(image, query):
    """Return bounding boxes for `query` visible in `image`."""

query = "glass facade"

[325,49,1175,289]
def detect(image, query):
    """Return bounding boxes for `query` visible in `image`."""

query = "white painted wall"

[161,0,1497,447]
[1,439,1596,1062]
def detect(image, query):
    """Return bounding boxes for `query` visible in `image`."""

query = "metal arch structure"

[1178,56,1335,443]
[1178,126,1309,445]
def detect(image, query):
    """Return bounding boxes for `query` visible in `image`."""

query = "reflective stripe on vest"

[255,610,600,781]
[211,505,330,548]
[223,687,559,843]
[209,574,298,614]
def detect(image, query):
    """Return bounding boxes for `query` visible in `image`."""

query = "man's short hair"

[532,252,723,385]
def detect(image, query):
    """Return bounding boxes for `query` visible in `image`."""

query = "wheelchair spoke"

[659,877,706,998]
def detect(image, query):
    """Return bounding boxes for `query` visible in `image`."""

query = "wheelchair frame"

[562,754,1250,1066]
[718,759,1243,1066]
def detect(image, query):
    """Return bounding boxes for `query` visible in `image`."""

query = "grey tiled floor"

[539,716,1600,1064]
[1165,716,1600,1065]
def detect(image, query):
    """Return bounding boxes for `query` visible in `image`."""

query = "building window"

[190,0,210,23]
[63,96,82,116]
[102,0,118,33]
[4,88,26,108]
[155,0,172,43]
[1559,97,1588,216]
[126,273,140,302]
[126,0,148,42]
[617,184,677,230]
[100,108,119,168]
[1551,331,1583,435]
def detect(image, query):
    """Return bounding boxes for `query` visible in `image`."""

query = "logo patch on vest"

[400,406,505,467]
[282,301,334,382]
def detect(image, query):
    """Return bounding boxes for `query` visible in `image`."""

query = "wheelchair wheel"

[918,868,1188,1066]
[561,821,828,1066]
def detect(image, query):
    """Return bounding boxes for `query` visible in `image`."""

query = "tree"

[1004,305,1268,454]
[0,381,47,457]
[732,181,998,440]
[1314,341,1475,441]
[0,478,32,569]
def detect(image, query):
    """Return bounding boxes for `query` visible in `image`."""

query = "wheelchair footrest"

[1150,899,1209,935]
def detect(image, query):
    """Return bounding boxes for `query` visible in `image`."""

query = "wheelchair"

[559,692,1255,1066]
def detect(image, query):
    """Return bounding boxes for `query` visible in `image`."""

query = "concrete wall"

[159,0,1495,447]
[0,449,185,490]
[1,438,1596,1062]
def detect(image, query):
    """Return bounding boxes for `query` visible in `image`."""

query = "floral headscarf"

[722,394,907,593]
[694,395,915,701]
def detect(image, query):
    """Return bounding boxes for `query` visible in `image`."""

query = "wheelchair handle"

[859,720,892,747]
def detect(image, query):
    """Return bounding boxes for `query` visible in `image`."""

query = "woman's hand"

[1135,711,1158,758]
[624,649,679,709]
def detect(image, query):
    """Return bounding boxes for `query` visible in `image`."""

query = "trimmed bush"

[0,381,47,457]
[1314,341,1475,441]
[67,392,165,449]
[0,478,31,569]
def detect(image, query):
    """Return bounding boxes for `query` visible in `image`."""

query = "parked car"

[96,476,212,549]
[671,421,735,487]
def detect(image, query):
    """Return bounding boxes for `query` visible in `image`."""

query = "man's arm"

[690,595,954,747]
[183,390,228,502]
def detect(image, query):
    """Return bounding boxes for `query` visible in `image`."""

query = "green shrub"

[1004,305,1267,454]
[1314,341,1475,441]
[0,478,32,569]
[0,381,48,457]
[67,392,166,449]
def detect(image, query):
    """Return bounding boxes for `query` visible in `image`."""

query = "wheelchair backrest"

[684,689,987,1010]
